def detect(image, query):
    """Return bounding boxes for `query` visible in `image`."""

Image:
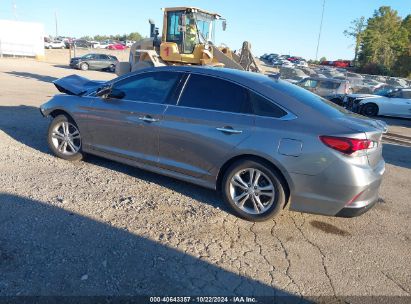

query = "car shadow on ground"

[0,193,306,299]
[4,71,58,83]
[52,64,74,70]
[379,116,411,128]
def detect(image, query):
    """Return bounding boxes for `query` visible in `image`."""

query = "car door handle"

[216,127,243,134]
[139,116,159,123]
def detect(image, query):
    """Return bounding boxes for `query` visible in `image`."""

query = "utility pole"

[54,11,58,38]
[315,0,325,61]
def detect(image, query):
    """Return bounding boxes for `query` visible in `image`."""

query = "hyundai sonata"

[40,66,386,221]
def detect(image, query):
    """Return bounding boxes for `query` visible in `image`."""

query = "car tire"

[222,159,286,221]
[47,115,84,161]
[109,64,115,72]
[80,62,89,71]
[361,103,379,117]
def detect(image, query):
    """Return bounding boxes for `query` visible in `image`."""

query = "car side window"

[98,55,109,60]
[249,91,287,118]
[178,74,251,114]
[111,72,181,104]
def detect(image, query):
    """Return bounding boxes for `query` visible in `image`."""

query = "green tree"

[319,56,326,62]
[402,14,411,41]
[127,32,143,41]
[392,14,411,78]
[344,16,366,63]
[359,6,408,70]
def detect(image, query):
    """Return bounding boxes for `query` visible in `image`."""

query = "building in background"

[0,20,45,59]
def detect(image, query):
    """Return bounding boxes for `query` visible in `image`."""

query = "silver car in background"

[40,66,386,221]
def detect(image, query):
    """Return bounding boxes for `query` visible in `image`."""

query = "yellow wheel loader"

[115,7,261,76]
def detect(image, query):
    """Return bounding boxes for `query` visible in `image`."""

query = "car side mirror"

[107,88,125,99]
[96,86,112,98]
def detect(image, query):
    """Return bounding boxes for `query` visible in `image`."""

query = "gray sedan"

[69,53,118,72]
[40,66,386,221]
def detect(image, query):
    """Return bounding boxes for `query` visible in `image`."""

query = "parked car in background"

[45,40,66,49]
[73,39,93,49]
[280,67,308,83]
[345,88,411,118]
[69,53,118,72]
[297,77,351,105]
[125,40,136,47]
[107,43,127,50]
[333,60,352,68]
[40,66,386,221]
[295,60,308,67]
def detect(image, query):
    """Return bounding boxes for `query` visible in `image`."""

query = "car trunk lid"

[334,113,387,168]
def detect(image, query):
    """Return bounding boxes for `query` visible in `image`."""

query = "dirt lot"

[0,58,410,301]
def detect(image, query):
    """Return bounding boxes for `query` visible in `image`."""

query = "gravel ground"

[0,58,410,301]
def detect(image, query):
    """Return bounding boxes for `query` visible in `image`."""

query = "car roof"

[124,65,274,86]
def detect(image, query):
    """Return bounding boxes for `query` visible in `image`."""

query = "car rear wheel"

[47,115,83,161]
[222,160,286,221]
[361,103,379,117]
[109,64,115,72]
[80,62,89,71]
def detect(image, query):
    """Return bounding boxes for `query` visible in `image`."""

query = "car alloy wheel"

[229,168,275,215]
[51,121,81,156]
[47,115,84,161]
[222,159,286,221]
[80,63,89,71]
[362,103,378,117]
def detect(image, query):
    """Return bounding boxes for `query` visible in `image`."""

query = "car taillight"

[319,136,374,155]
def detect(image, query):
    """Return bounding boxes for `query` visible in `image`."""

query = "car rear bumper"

[335,197,378,217]
[288,159,385,217]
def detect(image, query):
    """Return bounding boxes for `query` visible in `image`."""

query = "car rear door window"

[249,91,287,118]
[178,74,250,113]
[98,55,110,60]
[112,72,181,104]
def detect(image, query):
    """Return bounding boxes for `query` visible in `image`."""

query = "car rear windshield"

[263,79,351,117]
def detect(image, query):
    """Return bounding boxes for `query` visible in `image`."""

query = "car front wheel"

[361,103,379,117]
[80,62,89,71]
[222,160,286,221]
[47,115,83,161]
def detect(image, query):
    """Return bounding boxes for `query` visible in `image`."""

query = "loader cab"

[161,7,225,63]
